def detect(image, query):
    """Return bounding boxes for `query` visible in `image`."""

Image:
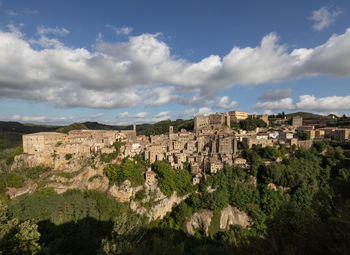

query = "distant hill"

[0,118,194,137]
[0,121,60,134]
[286,112,323,120]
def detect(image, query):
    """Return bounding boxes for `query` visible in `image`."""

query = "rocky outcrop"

[129,181,187,220]
[6,181,37,199]
[186,210,213,236]
[219,205,251,230]
[267,183,290,192]
[108,180,142,202]
[148,191,186,220]
[12,153,101,173]
[12,154,41,170]
[46,167,109,194]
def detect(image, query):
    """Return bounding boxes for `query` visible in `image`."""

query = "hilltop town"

[20,110,350,185]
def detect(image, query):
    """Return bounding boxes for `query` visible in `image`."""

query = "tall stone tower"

[169,125,174,139]
[133,123,136,134]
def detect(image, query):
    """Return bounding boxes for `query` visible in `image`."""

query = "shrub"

[100,152,117,163]
[65,153,73,160]
[88,175,100,182]
[55,172,72,179]
[6,173,23,188]
[134,189,146,201]
[26,166,51,180]
[103,156,146,187]
[55,141,62,147]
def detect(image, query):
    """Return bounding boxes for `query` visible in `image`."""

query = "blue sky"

[0,0,350,125]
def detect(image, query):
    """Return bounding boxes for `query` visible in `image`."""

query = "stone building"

[229,111,248,122]
[292,116,303,127]
[23,132,66,155]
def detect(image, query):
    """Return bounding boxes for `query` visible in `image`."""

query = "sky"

[0,0,350,125]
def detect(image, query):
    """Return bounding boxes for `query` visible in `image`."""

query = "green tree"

[0,203,41,254]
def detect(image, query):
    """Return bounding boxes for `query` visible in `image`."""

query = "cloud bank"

[255,91,350,113]
[0,26,350,109]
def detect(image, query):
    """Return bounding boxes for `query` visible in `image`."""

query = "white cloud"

[10,114,69,124]
[154,111,171,118]
[37,26,70,36]
[197,107,213,116]
[8,10,19,16]
[178,108,195,118]
[214,96,237,109]
[258,88,292,101]
[255,98,295,110]
[310,6,342,31]
[8,8,38,16]
[134,112,148,118]
[296,95,350,112]
[0,26,350,109]
[113,111,170,125]
[255,94,350,113]
[106,24,133,35]
[90,113,104,119]
[117,112,129,118]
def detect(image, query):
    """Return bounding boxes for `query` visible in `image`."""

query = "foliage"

[138,119,194,136]
[297,130,310,140]
[230,120,240,129]
[54,172,73,179]
[65,153,72,160]
[134,189,146,201]
[56,123,87,134]
[239,117,267,131]
[6,173,23,188]
[152,160,196,197]
[25,166,51,180]
[0,202,41,254]
[88,175,101,182]
[100,152,118,163]
[113,140,123,156]
[103,155,147,187]
[55,141,62,147]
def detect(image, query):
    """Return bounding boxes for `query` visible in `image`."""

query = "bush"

[26,166,51,179]
[100,152,117,163]
[103,156,147,187]
[55,141,62,147]
[6,173,23,188]
[152,160,195,197]
[65,153,73,160]
[134,189,146,201]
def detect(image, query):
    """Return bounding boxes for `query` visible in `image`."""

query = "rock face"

[186,206,251,236]
[186,210,213,236]
[267,183,290,192]
[148,191,185,220]
[129,181,187,220]
[108,180,142,202]
[6,181,37,199]
[219,205,251,230]
[47,167,109,194]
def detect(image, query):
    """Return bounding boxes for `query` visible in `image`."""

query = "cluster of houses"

[22,111,350,185]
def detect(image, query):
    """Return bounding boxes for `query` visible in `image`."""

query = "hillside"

[0,118,194,137]
[286,112,323,120]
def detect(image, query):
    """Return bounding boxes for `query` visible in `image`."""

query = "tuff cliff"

[186,206,251,236]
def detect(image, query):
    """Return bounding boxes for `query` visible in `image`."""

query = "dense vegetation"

[152,160,196,196]
[137,119,194,136]
[231,117,267,131]
[103,155,147,186]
